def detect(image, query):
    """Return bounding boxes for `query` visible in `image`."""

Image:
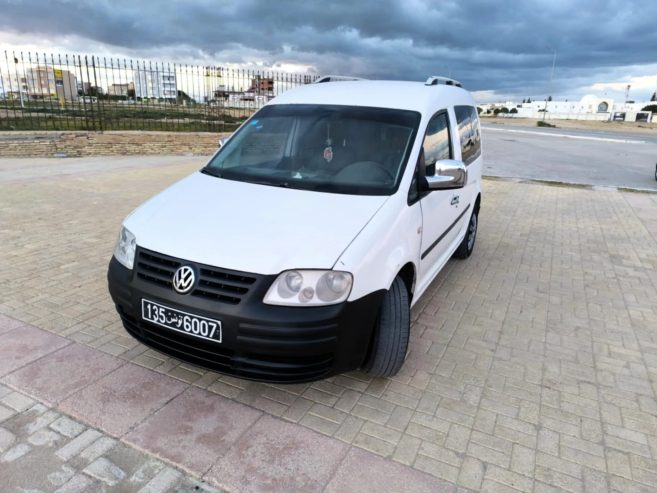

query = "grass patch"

[0,116,242,132]
[617,187,657,194]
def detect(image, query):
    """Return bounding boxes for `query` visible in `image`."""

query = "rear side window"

[454,106,481,165]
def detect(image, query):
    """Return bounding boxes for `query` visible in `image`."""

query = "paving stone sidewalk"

[0,320,462,493]
[1,156,657,492]
[0,384,222,493]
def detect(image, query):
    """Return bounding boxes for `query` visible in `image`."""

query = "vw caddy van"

[108,76,482,383]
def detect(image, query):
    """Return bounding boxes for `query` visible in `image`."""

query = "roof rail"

[314,75,365,83]
[425,76,462,88]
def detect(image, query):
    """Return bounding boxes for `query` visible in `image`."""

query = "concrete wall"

[0,131,231,158]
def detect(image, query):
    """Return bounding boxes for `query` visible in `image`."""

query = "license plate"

[141,299,222,343]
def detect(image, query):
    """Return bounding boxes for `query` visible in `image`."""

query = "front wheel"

[453,209,478,259]
[363,276,410,378]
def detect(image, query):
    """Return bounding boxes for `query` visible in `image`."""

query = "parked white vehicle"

[108,76,483,383]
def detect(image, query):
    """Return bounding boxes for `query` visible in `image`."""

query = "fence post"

[91,56,103,132]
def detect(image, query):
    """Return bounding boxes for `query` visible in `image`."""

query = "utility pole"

[542,48,557,121]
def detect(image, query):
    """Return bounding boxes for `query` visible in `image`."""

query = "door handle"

[451,196,459,206]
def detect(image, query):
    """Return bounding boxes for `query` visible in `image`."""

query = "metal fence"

[0,51,316,132]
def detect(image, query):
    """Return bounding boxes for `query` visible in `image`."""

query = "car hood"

[124,171,389,275]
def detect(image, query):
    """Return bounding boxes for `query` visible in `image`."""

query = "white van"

[108,76,482,383]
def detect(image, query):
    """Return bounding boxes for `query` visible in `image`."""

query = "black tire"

[363,276,410,377]
[453,209,478,259]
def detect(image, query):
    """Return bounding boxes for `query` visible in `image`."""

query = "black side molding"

[421,204,471,260]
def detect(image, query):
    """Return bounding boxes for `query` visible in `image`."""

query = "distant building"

[77,81,90,95]
[134,68,177,100]
[204,67,227,102]
[24,66,78,101]
[480,94,653,122]
[1,73,28,100]
[250,77,274,95]
[107,82,135,97]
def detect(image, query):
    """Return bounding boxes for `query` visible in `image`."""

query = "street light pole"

[14,57,24,109]
[543,48,557,121]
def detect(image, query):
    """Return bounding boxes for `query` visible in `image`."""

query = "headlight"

[264,270,353,306]
[113,226,137,269]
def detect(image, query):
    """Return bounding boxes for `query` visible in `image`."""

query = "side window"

[408,111,451,203]
[423,112,451,174]
[455,105,481,165]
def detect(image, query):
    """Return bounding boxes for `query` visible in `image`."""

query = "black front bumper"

[107,253,383,383]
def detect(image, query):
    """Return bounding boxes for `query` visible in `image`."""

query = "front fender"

[335,195,421,301]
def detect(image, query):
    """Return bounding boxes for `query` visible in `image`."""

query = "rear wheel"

[453,209,478,259]
[363,276,410,377]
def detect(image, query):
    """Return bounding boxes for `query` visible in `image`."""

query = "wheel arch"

[396,262,416,303]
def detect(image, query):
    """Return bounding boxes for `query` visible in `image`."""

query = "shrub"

[537,121,556,128]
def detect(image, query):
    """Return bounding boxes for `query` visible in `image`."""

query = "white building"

[480,95,654,122]
[134,68,177,100]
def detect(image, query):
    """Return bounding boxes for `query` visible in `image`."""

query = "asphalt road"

[482,125,657,191]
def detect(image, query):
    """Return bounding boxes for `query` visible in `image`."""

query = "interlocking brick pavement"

[2,156,657,492]
[0,384,222,493]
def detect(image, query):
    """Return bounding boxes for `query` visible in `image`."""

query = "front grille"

[135,248,257,305]
[119,311,333,383]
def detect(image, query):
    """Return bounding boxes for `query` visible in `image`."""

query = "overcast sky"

[1,0,656,102]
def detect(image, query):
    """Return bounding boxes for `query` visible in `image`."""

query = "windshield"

[204,104,421,195]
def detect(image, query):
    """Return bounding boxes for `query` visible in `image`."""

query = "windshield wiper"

[244,178,291,188]
[200,167,222,178]
[201,169,295,189]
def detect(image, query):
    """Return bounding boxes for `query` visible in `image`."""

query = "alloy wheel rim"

[467,215,477,251]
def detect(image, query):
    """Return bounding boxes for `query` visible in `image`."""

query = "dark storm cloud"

[1,0,656,98]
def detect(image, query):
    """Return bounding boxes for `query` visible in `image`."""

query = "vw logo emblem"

[172,266,195,294]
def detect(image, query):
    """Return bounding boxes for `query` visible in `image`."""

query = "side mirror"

[424,159,467,190]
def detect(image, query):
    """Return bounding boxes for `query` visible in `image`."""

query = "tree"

[86,86,103,97]
[641,104,657,113]
[176,90,195,104]
[476,106,483,114]
[510,108,518,114]
[527,97,532,103]
[522,98,526,104]
[651,92,657,102]
[547,96,552,102]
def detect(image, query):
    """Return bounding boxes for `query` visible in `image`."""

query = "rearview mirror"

[424,159,467,190]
